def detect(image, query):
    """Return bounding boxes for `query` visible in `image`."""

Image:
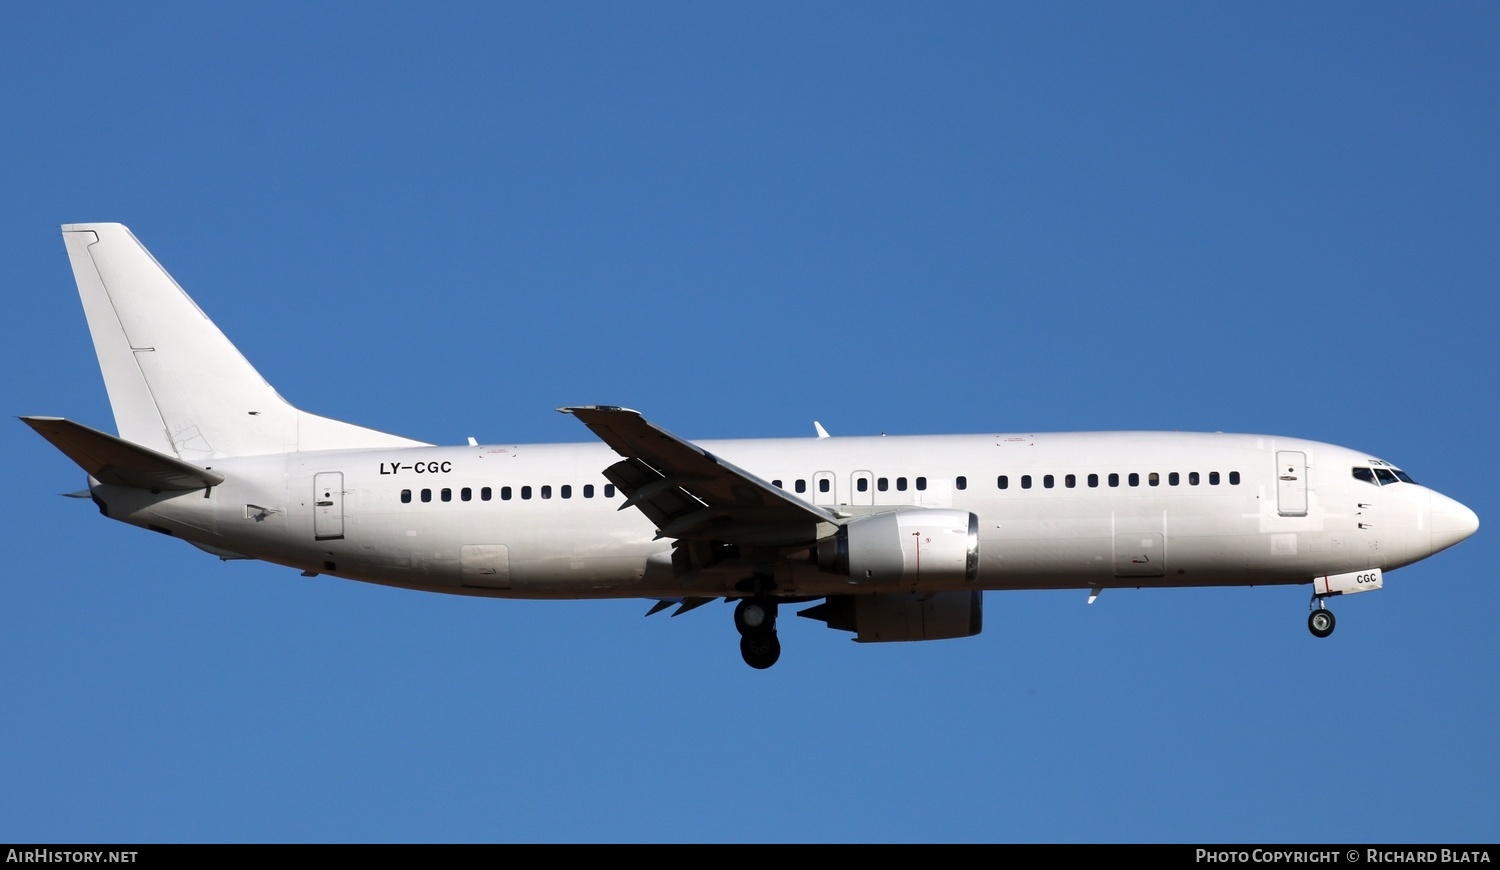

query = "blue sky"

[3,2,1496,844]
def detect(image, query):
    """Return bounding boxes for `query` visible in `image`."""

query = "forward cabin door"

[313,472,345,540]
[1276,451,1309,517]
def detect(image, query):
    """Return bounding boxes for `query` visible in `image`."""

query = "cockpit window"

[1355,465,1418,485]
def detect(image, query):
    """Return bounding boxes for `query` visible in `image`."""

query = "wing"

[559,406,840,546]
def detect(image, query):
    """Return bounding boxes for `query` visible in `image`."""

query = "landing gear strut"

[1308,597,1336,639]
[735,598,780,669]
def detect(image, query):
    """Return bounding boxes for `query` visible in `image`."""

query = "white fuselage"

[38,222,1480,667]
[92,429,1470,599]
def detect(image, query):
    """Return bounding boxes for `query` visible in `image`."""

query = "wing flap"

[20,416,225,491]
[602,457,707,531]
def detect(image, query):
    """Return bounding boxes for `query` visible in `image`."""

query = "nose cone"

[1430,491,1479,553]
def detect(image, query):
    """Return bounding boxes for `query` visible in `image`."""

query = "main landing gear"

[734,597,780,669]
[1308,596,1336,639]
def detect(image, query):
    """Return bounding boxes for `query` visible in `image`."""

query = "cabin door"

[1276,451,1308,517]
[313,472,345,541]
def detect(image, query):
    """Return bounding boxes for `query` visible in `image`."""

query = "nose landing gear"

[1308,598,1336,638]
[734,598,780,669]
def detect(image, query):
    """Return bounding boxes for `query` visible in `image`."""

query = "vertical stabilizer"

[61,223,428,458]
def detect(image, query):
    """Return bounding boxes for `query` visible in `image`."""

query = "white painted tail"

[61,223,428,458]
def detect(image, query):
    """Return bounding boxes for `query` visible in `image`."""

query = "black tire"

[734,598,776,637]
[740,633,781,669]
[1308,608,1336,638]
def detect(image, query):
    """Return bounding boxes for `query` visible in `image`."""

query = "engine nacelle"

[817,509,979,587]
[799,591,983,642]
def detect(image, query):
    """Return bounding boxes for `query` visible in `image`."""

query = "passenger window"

[1021,475,1032,490]
[561,485,571,498]
[1128,473,1140,487]
[1189,472,1200,486]
[540,485,552,499]
[1088,473,1099,488]
[400,489,412,504]
[1209,472,1220,485]
[956,476,967,490]
[584,484,594,498]
[856,478,869,492]
[818,478,830,493]
[1149,473,1159,487]
[896,477,908,491]
[916,477,927,491]
[997,475,1008,490]
[1169,472,1179,486]
[501,486,512,500]
[604,484,616,498]
[795,479,807,493]
[772,479,782,489]
[441,488,452,502]
[522,486,532,500]
[1109,473,1120,487]
[421,489,432,503]
[1043,474,1054,489]
[878,478,889,492]
[481,487,492,501]
[1228,472,1240,485]
[1065,474,1076,488]
[461,487,472,502]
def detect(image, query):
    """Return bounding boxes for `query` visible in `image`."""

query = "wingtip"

[558,405,640,416]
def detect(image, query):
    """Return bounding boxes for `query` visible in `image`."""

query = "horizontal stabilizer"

[20,416,225,491]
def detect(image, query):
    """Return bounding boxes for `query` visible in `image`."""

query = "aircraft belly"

[970,500,1346,589]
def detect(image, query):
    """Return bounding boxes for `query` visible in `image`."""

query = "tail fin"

[61,223,428,458]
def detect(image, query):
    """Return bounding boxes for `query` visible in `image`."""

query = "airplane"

[23,223,1480,669]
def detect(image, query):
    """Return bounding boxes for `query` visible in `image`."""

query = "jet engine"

[816,508,979,587]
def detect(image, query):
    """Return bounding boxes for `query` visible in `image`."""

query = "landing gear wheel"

[740,633,781,669]
[734,598,777,637]
[1308,608,1336,639]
